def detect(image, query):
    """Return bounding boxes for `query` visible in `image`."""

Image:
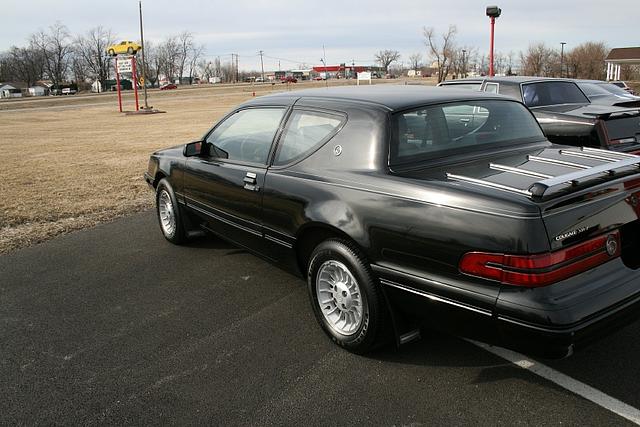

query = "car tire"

[127,47,134,54]
[108,49,115,56]
[156,178,187,244]
[307,238,390,354]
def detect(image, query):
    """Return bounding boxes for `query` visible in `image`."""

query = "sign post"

[131,56,139,111]
[114,56,140,112]
[115,57,123,112]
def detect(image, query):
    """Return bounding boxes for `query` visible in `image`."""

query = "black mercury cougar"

[145,86,640,358]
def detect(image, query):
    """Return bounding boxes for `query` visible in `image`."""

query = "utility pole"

[138,0,149,108]
[560,42,566,78]
[323,45,328,88]
[259,50,265,82]
[230,54,234,82]
[462,49,467,78]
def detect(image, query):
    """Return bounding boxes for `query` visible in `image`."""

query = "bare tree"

[156,36,180,83]
[30,22,73,86]
[565,42,608,80]
[188,43,205,83]
[450,47,475,78]
[4,45,45,86]
[374,49,401,73]
[142,41,159,87]
[75,26,114,91]
[423,25,457,83]
[176,31,193,82]
[519,42,555,76]
[408,53,422,71]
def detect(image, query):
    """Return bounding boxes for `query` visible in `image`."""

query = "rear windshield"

[390,100,545,166]
[579,82,632,97]
[522,81,589,107]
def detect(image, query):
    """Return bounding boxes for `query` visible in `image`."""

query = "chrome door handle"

[243,172,259,191]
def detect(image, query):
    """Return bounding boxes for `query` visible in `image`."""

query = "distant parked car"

[106,40,142,56]
[61,87,77,95]
[610,81,636,95]
[159,83,177,91]
[573,80,640,107]
[281,76,297,83]
[440,76,640,153]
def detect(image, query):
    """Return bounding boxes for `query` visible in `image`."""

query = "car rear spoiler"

[581,108,640,119]
[447,147,640,201]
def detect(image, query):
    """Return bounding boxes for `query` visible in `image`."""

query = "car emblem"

[334,145,342,156]
[605,234,618,256]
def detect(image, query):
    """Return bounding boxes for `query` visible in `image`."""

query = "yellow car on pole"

[106,40,142,56]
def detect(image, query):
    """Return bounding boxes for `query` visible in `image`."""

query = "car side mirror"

[183,141,203,157]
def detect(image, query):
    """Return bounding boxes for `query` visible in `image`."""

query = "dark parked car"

[574,80,640,107]
[440,76,640,153]
[610,80,636,95]
[159,83,177,90]
[145,86,640,358]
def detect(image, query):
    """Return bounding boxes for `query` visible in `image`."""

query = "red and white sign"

[117,59,133,73]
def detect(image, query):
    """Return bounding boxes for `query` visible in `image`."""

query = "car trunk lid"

[439,146,640,253]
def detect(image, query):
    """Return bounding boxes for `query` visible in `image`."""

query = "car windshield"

[522,81,589,107]
[390,100,545,166]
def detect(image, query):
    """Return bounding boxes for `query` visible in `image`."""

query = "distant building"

[605,47,640,81]
[27,86,46,96]
[0,84,21,98]
[311,65,381,79]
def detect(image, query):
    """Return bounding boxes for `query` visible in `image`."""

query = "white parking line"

[468,340,640,425]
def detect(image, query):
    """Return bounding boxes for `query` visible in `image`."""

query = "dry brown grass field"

[0,78,418,253]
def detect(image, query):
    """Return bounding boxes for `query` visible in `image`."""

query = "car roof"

[247,85,511,111]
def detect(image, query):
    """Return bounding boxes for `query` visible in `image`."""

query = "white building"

[0,84,21,99]
[27,86,46,96]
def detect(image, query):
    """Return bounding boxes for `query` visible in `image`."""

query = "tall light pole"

[461,49,467,78]
[560,42,566,78]
[486,5,501,77]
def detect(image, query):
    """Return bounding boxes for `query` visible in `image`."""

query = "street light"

[486,5,501,77]
[560,42,566,78]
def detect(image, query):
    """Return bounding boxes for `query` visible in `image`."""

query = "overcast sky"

[1,0,636,71]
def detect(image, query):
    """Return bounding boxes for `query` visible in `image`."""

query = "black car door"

[183,106,287,251]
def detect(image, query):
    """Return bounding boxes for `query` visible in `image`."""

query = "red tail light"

[459,231,620,288]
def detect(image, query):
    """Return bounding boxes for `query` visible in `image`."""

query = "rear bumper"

[378,263,640,359]
[496,290,640,358]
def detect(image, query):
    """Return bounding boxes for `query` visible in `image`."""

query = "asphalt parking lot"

[2,211,640,425]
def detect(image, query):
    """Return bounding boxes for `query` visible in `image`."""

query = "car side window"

[484,83,499,93]
[205,108,285,164]
[273,110,344,166]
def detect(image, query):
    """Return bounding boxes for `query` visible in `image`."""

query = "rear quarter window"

[273,110,345,166]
